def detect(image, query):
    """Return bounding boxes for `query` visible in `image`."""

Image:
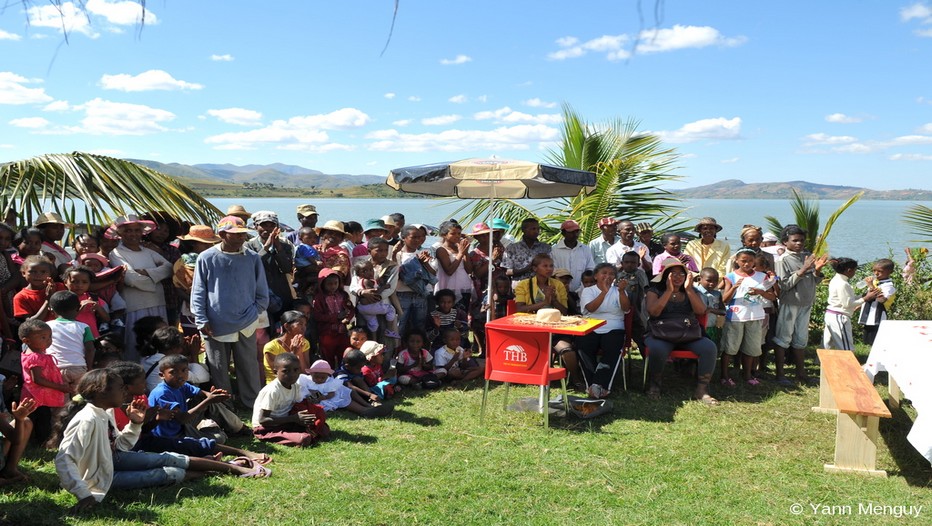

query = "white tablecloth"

[864,320,932,463]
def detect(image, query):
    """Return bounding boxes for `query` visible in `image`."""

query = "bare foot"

[0,472,28,487]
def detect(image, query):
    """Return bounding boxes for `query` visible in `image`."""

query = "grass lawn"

[3,346,930,526]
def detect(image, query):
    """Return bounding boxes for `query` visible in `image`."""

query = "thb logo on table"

[503,344,528,364]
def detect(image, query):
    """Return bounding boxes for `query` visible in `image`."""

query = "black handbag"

[650,314,703,343]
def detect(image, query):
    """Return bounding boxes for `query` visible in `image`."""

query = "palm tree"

[764,188,862,255]
[453,104,687,243]
[1,152,221,228]
[903,204,932,243]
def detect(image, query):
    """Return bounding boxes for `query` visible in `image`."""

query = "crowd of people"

[0,204,900,511]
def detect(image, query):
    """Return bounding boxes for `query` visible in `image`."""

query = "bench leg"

[888,376,901,410]
[811,364,838,414]
[824,413,886,477]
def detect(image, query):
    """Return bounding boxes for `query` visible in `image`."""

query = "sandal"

[720,378,736,387]
[746,378,761,386]
[228,456,255,469]
[249,453,272,465]
[238,464,272,478]
[694,394,719,406]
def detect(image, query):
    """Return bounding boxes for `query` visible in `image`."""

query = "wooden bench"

[812,349,892,476]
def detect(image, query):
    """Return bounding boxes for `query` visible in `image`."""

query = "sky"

[1,1,932,190]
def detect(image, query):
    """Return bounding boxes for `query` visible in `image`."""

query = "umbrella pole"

[486,197,495,324]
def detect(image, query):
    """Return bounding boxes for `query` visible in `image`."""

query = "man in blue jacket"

[191,216,269,408]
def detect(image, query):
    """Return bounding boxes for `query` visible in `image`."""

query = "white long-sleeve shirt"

[825,273,864,317]
[54,403,142,502]
[109,243,172,312]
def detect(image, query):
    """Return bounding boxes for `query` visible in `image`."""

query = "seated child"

[263,310,311,382]
[147,355,248,443]
[47,291,95,393]
[110,361,267,464]
[433,328,484,382]
[313,269,354,368]
[335,349,389,412]
[858,258,897,345]
[0,397,36,486]
[13,255,65,323]
[353,259,401,339]
[694,268,726,345]
[824,257,878,350]
[140,326,210,393]
[360,340,398,399]
[56,369,268,514]
[62,266,110,338]
[299,359,390,417]
[428,288,469,350]
[252,353,328,447]
[396,329,440,389]
[19,319,70,446]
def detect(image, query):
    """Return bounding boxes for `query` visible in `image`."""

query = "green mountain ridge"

[672,179,932,200]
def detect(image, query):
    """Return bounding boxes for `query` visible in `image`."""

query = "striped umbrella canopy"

[387,158,596,199]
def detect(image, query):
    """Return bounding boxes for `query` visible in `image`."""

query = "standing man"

[684,217,731,279]
[604,220,652,273]
[502,218,551,282]
[191,216,269,408]
[551,220,595,294]
[286,204,319,245]
[246,211,295,326]
[589,217,618,265]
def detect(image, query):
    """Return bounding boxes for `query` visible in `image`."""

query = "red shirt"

[13,283,67,321]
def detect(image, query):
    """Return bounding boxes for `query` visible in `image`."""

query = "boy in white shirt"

[47,291,95,392]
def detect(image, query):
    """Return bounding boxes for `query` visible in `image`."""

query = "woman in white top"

[434,220,473,309]
[578,263,631,399]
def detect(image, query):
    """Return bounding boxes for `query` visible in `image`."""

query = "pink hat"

[78,253,109,266]
[111,214,157,234]
[307,359,334,375]
[598,217,619,228]
[464,222,492,236]
[217,215,250,234]
[560,220,581,232]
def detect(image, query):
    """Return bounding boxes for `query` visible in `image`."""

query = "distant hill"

[672,179,932,200]
[128,159,384,189]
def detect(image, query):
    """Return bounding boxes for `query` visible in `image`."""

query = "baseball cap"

[217,215,250,234]
[560,220,581,232]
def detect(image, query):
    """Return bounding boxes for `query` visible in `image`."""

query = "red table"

[483,314,606,423]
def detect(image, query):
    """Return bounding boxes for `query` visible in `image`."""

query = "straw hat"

[34,212,70,227]
[226,204,253,220]
[635,222,654,234]
[553,268,572,279]
[651,257,687,282]
[111,214,157,234]
[360,340,386,360]
[380,215,397,227]
[217,215,250,234]
[315,220,346,236]
[694,217,723,233]
[307,359,334,375]
[464,222,492,236]
[178,225,222,244]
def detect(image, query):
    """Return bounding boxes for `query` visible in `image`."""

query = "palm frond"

[764,215,783,237]
[813,191,862,256]
[903,204,932,243]
[1,152,222,229]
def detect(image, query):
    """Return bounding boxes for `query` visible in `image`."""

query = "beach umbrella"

[387,157,597,320]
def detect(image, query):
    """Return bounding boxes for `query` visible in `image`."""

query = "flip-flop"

[238,464,272,478]
[228,456,255,469]
[746,378,761,386]
[694,394,720,406]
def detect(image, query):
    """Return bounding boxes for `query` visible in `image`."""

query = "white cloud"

[653,117,742,143]
[524,98,557,109]
[440,54,472,65]
[43,100,72,112]
[448,94,468,104]
[210,54,234,62]
[890,153,932,161]
[87,0,157,25]
[366,124,561,153]
[384,92,396,99]
[825,113,862,123]
[392,119,411,127]
[0,29,21,41]
[421,114,462,126]
[204,108,370,151]
[77,98,175,135]
[720,157,739,164]
[918,28,932,37]
[476,95,488,103]
[550,25,745,61]
[100,69,203,91]
[918,123,932,133]
[26,0,156,38]
[832,143,872,154]
[0,144,14,149]
[89,148,124,156]
[9,117,50,129]
[474,106,561,125]
[408,96,421,102]
[0,72,54,105]
[893,134,932,145]
[901,3,932,22]
[206,108,263,126]
[803,133,858,145]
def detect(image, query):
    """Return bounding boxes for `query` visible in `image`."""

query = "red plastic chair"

[480,322,569,429]
[642,314,708,386]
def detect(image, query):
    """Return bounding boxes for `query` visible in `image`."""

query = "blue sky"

[2,1,931,190]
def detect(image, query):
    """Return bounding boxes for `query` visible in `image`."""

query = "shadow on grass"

[327,428,379,444]
[391,408,442,427]
[1,494,73,526]
[879,399,932,486]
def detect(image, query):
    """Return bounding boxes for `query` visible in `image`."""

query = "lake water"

[210,197,930,263]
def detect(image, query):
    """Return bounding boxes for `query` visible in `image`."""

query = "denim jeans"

[396,291,428,337]
[110,450,188,490]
